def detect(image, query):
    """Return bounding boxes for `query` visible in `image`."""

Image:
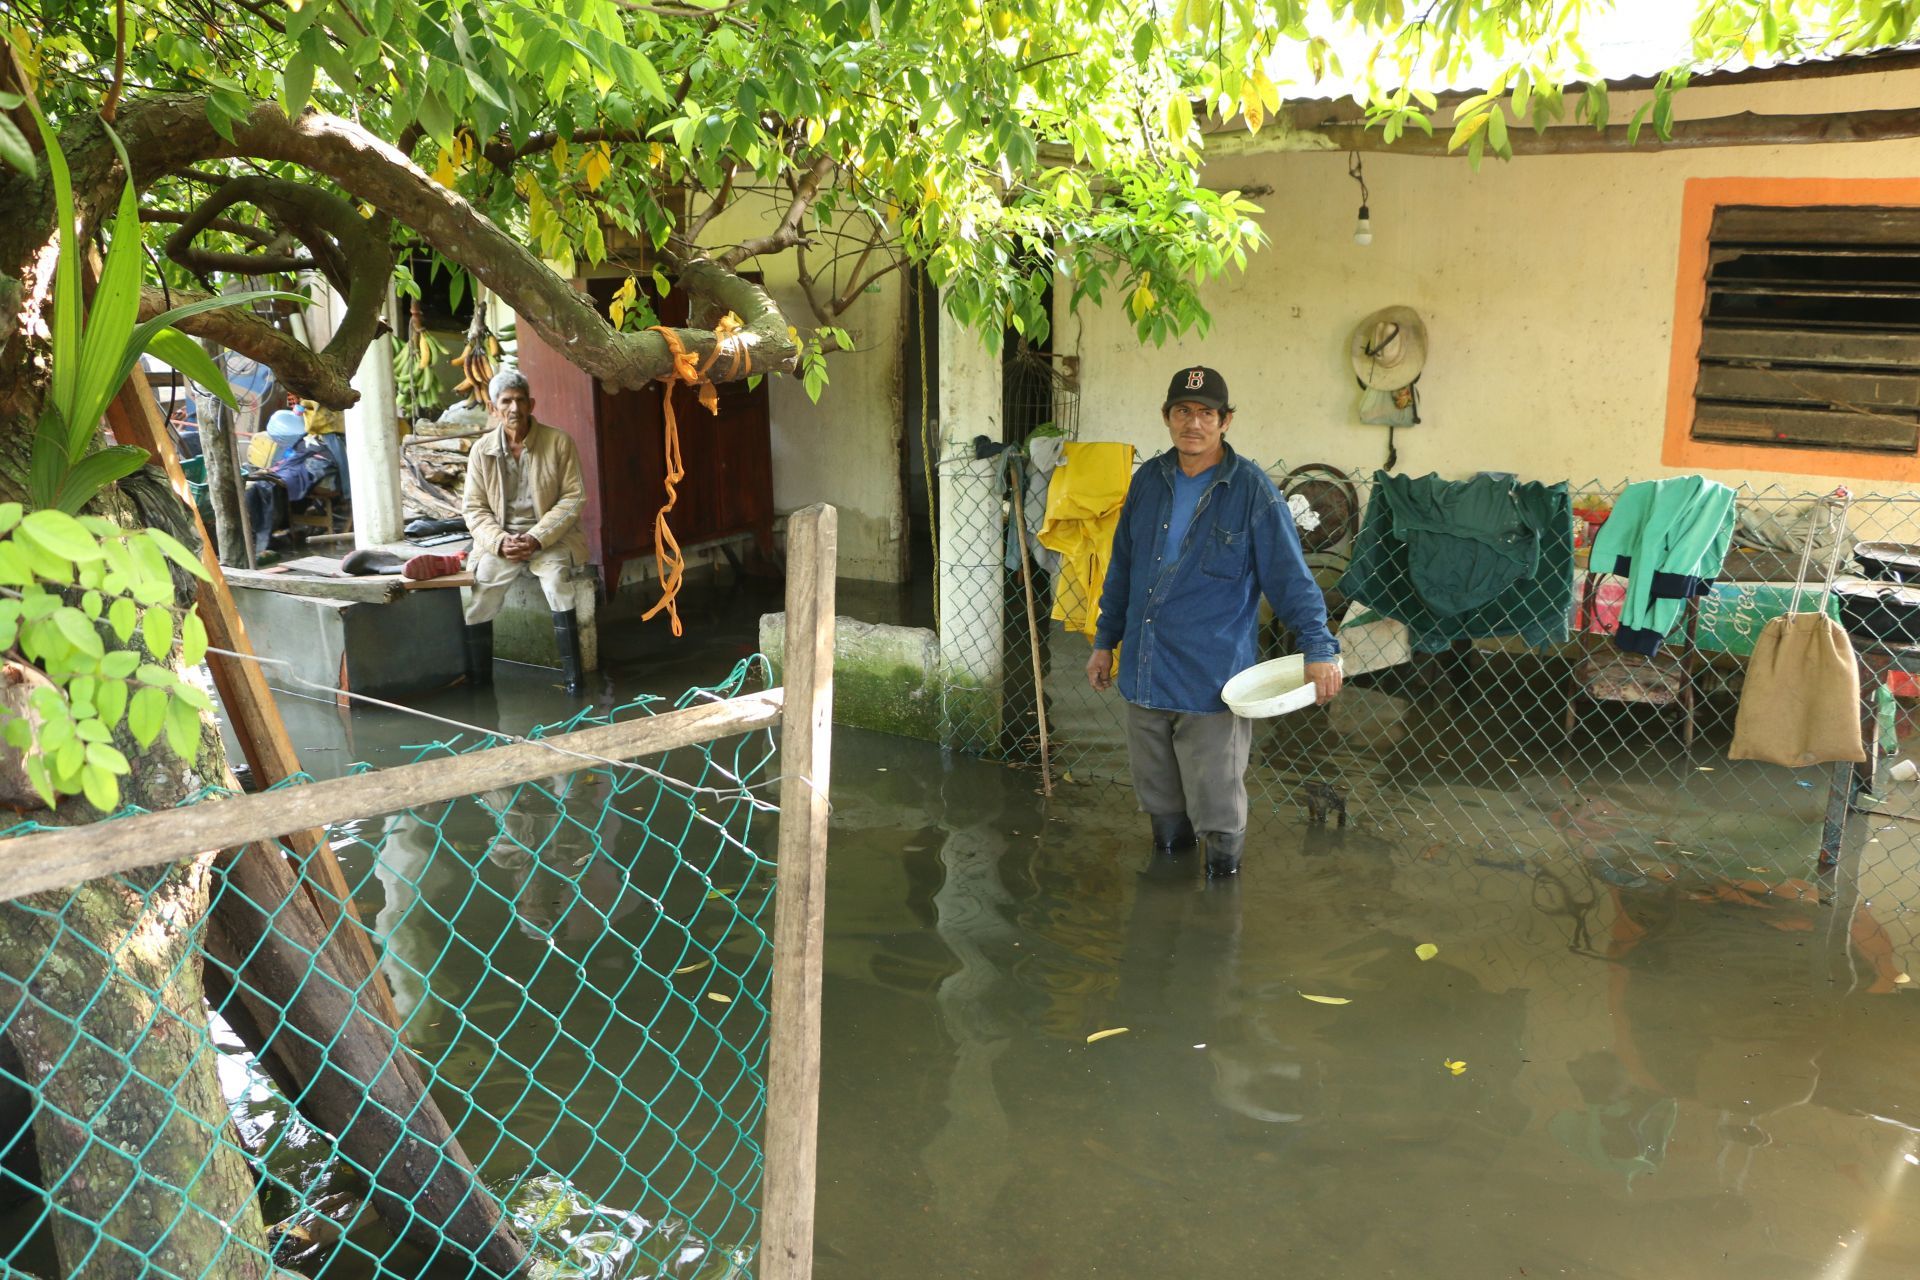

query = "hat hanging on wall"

[1349,305,1428,468]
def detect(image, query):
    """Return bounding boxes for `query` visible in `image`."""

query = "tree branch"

[98,95,796,391]
[101,0,128,123]
[140,286,357,407]
[716,154,835,270]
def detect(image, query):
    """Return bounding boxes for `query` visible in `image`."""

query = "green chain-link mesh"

[0,657,777,1280]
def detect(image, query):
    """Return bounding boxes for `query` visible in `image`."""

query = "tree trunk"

[0,321,275,1273]
[192,346,252,568]
[0,860,275,1280]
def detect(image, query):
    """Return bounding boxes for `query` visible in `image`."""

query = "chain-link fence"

[937,457,1920,976]
[0,661,784,1279]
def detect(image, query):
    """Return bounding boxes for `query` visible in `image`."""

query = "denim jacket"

[1094,444,1337,715]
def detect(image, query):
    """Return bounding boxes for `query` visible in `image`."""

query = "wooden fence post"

[762,503,837,1280]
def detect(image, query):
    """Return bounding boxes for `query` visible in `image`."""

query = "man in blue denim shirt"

[1086,366,1342,877]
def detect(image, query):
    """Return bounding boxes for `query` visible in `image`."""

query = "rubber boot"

[552,609,586,697]
[1149,812,1197,853]
[1204,829,1246,878]
[463,622,495,689]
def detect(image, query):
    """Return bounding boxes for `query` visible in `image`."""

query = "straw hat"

[1349,306,1428,391]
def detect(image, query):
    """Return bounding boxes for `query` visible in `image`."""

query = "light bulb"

[1353,204,1373,246]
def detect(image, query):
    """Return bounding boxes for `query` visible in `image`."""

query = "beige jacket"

[463,421,588,562]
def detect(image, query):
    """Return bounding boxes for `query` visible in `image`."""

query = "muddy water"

[201,587,1920,1279]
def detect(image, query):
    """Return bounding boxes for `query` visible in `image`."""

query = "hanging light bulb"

[1348,151,1372,246]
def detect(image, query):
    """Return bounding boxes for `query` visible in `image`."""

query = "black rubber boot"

[552,609,586,697]
[463,622,495,688]
[1204,830,1246,878]
[1149,812,1198,853]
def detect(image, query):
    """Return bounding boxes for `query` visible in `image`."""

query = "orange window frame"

[1663,175,1920,483]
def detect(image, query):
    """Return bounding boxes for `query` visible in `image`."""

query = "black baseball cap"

[1163,365,1230,413]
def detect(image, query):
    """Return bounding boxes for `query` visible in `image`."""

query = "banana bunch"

[451,325,502,407]
[393,327,446,422]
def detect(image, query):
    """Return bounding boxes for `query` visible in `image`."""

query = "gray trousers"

[1124,703,1252,836]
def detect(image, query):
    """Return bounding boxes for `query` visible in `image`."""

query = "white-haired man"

[460,368,589,695]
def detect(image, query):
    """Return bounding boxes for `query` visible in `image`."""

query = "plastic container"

[1221,655,1321,719]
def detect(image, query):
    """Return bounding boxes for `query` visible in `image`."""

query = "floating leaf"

[1444,1059,1467,1075]
[706,992,732,1004]
[1085,1028,1129,1044]
[706,885,742,900]
[1415,943,1439,962]
[1300,994,1350,1005]
[673,960,711,976]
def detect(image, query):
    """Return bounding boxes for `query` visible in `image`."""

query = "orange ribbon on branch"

[643,320,752,636]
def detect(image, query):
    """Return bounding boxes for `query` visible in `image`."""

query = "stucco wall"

[1057,68,1920,495]
[700,201,908,583]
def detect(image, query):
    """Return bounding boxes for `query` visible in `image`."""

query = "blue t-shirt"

[1161,463,1217,561]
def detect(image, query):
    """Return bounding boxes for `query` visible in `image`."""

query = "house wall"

[1057,67,1920,496]
[699,200,909,583]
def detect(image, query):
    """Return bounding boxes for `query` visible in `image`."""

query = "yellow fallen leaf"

[1085,1028,1129,1044]
[1696,766,1716,772]
[706,992,732,1004]
[1300,994,1350,1005]
[1747,866,1772,874]
[1444,1059,1467,1075]
[673,960,710,975]
[1898,973,1912,985]
[1415,943,1439,962]
[706,886,742,900]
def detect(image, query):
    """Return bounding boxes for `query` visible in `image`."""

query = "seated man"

[461,368,589,696]
[242,433,338,561]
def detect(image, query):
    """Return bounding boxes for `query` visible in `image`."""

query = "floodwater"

[194,580,1920,1278]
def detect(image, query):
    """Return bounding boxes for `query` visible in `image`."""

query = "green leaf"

[68,127,147,461]
[0,115,34,179]
[142,607,175,659]
[86,742,131,776]
[0,504,21,536]
[25,756,53,810]
[108,597,138,643]
[81,761,118,812]
[2,717,30,750]
[145,328,238,410]
[54,446,150,516]
[52,607,104,659]
[128,685,166,749]
[29,102,81,442]
[165,696,202,762]
[20,510,103,563]
[143,529,211,582]
[100,650,138,678]
[283,47,316,117]
[94,677,128,730]
[180,609,209,667]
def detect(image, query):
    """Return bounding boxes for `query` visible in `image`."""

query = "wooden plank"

[1700,326,1920,368]
[107,370,393,1032]
[761,504,837,1280]
[1713,205,1920,248]
[0,689,784,902]
[223,568,406,604]
[1692,402,1920,453]
[1696,364,1920,409]
[402,570,476,590]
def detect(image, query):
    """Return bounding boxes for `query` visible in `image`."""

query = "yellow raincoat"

[1037,441,1135,638]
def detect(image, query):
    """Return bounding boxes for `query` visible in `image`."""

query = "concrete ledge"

[759,613,940,741]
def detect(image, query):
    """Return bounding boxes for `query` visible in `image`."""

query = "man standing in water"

[1086,366,1342,877]
[459,368,590,696]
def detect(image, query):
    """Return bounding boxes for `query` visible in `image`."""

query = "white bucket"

[1221,655,1321,719]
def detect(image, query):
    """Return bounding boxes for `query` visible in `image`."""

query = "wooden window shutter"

[1692,204,1920,455]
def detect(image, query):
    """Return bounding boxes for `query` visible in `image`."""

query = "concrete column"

[935,312,1005,751]
[345,297,405,548]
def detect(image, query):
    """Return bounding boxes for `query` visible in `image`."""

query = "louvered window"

[1693,204,1920,455]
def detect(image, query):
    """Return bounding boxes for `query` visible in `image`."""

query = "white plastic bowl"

[1221,655,1319,719]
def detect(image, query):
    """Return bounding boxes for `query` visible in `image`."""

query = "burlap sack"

[1729,612,1866,767]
